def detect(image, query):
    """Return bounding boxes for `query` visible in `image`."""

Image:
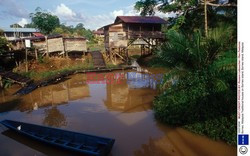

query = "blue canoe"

[0,120,115,156]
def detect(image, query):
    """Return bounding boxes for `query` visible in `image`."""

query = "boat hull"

[1,120,115,156]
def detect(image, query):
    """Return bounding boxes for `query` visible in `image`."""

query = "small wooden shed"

[103,16,166,63]
[32,36,87,57]
[64,37,87,56]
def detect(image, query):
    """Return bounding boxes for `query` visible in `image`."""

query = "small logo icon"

[239,135,249,145]
[239,146,248,155]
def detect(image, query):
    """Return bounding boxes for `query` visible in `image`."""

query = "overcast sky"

[0,0,173,30]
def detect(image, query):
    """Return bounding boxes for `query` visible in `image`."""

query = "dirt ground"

[14,55,91,73]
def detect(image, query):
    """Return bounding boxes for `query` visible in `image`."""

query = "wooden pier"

[90,51,106,68]
[0,70,33,87]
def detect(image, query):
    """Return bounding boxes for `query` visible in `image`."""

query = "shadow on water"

[1,130,89,156]
[43,106,67,127]
[0,98,22,113]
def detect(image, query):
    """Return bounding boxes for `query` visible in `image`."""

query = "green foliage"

[135,0,237,34]
[135,0,158,16]
[51,27,64,35]
[0,29,3,36]
[2,79,13,88]
[184,113,237,145]
[134,0,199,16]
[157,24,235,71]
[52,23,94,41]
[20,59,94,80]
[10,23,22,28]
[0,37,8,53]
[153,26,236,145]
[24,23,36,28]
[30,7,60,34]
[37,55,49,64]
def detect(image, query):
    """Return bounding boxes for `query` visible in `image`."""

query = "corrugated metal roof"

[0,27,39,33]
[115,16,167,24]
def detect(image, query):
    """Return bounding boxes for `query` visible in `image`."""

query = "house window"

[117,33,124,40]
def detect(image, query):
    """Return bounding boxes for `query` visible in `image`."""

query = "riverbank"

[13,56,118,81]
[138,55,237,145]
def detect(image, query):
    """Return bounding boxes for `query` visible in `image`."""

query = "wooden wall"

[104,22,163,49]
[106,24,127,48]
[64,39,86,52]
[48,38,64,53]
[32,37,87,54]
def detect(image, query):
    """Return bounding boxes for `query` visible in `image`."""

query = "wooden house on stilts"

[103,16,167,63]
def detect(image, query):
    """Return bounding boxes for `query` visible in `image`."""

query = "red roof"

[115,16,167,24]
[33,32,44,37]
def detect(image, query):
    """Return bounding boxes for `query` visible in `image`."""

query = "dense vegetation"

[24,8,94,40]
[0,29,8,54]
[135,0,237,145]
[29,7,60,34]
[51,23,94,41]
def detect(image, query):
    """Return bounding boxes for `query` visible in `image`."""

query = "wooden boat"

[0,120,115,156]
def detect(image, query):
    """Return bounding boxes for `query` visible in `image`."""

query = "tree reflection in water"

[134,137,177,156]
[43,107,67,127]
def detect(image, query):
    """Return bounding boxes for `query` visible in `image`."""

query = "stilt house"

[103,16,166,62]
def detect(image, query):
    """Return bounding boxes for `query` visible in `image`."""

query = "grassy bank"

[20,63,95,80]
[14,56,119,81]
[143,28,237,145]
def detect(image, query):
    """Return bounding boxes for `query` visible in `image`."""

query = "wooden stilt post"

[35,48,38,60]
[0,76,3,88]
[126,49,129,64]
[25,47,28,72]
[45,36,49,57]
[66,51,68,58]
[141,45,142,56]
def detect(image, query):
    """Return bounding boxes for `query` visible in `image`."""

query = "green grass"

[87,42,105,52]
[20,63,95,80]
[106,63,119,69]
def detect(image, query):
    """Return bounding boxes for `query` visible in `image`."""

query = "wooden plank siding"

[47,38,64,53]
[64,38,87,52]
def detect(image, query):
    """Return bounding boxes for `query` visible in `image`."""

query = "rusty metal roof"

[115,16,167,24]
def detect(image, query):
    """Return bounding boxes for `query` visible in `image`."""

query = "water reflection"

[127,72,162,89]
[134,137,177,156]
[0,74,90,112]
[0,70,236,156]
[43,107,67,127]
[104,72,158,113]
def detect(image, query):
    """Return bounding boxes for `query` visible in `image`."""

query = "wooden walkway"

[0,70,33,86]
[90,51,106,68]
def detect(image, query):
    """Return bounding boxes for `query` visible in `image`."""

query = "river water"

[0,69,236,156]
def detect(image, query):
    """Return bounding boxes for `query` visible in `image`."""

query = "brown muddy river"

[0,69,236,156]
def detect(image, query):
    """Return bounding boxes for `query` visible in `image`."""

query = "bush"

[0,37,8,53]
[153,27,236,145]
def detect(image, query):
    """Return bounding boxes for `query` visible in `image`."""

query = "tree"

[0,37,8,53]
[30,7,60,34]
[0,29,3,36]
[10,23,22,28]
[52,27,65,35]
[134,0,158,16]
[75,23,85,30]
[135,0,237,36]
[24,23,36,28]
